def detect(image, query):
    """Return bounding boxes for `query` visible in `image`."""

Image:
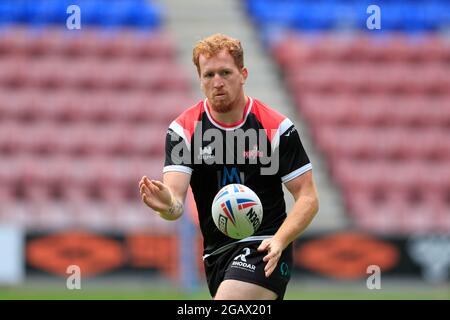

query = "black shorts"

[203,241,293,300]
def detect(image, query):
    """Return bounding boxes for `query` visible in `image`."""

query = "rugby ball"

[211,184,263,239]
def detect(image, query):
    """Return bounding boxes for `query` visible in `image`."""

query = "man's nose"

[213,74,224,88]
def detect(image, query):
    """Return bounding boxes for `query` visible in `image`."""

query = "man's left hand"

[257,238,284,278]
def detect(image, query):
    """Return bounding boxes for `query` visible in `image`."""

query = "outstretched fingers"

[151,180,165,191]
[141,176,159,194]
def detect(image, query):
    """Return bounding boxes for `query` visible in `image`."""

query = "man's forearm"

[273,195,318,250]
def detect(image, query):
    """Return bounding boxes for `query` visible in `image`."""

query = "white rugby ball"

[211,184,263,239]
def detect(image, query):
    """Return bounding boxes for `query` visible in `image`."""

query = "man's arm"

[258,170,319,277]
[139,171,191,221]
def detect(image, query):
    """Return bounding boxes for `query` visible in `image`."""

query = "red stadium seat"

[0,57,27,88]
[129,31,176,60]
[387,36,413,61]
[0,157,23,197]
[59,28,103,57]
[333,159,388,194]
[18,122,57,155]
[61,57,102,90]
[153,94,194,122]
[279,34,450,235]
[353,94,391,126]
[0,25,195,231]
[415,35,450,62]
[126,125,167,156]
[0,202,40,229]
[358,35,378,60]
[418,162,450,193]
[16,156,52,202]
[436,203,450,233]
[271,34,316,68]
[288,62,341,93]
[106,92,151,122]
[71,200,117,230]
[297,93,356,126]
[382,161,421,193]
[0,121,22,155]
[401,201,442,234]
[401,128,446,160]
[131,62,191,92]
[0,27,32,56]
[32,28,67,57]
[313,33,357,62]
[355,202,406,235]
[96,58,135,90]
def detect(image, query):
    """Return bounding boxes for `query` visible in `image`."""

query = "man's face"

[198,49,248,113]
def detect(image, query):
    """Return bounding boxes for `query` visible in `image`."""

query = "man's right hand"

[139,171,191,221]
[139,176,175,218]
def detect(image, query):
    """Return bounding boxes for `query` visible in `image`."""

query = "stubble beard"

[209,96,233,113]
[210,102,233,113]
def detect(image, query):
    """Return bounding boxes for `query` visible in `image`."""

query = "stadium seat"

[244,1,450,235]
[401,201,441,234]
[436,203,450,233]
[95,59,135,90]
[29,28,67,57]
[313,33,359,61]
[0,57,27,88]
[71,200,118,230]
[355,203,405,235]
[0,26,31,56]
[333,159,388,194]
[0,2,189,231]
[419,35,450,62]
[0,202,40,230]
[297,93,355,126]
[0,121,22,155]
[126,32,176,60]
[153,94,194,122]
[0,157,23,198]
[271,33,316,68]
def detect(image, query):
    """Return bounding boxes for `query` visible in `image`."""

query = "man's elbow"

[294,193,319,216]
[305,192,319,217]
[311,195,319,216]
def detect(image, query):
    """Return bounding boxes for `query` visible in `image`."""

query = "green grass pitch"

[1,282,449,300]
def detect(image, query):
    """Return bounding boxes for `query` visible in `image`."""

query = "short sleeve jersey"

[164,97,311,257]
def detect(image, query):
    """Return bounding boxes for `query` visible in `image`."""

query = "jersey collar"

[204,97,253,131]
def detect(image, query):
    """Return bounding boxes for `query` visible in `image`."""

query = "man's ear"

[241,67,248,84]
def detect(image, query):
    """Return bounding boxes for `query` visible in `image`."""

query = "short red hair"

[192,33,244,75]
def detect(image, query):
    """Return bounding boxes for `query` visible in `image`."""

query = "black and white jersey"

[164,97,311,258]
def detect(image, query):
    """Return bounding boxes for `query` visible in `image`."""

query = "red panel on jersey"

[174,101,205,143]
[250,99,286,143]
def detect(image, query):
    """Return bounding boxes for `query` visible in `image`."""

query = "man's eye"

[221,70,231,76]
[204,73,214,78]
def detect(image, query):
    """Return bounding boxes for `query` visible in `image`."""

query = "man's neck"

[208,95,248,125]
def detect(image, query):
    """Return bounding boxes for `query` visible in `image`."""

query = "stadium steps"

[160,0,349,232]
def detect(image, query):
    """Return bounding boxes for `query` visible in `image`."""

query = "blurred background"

[0,0,449,299]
